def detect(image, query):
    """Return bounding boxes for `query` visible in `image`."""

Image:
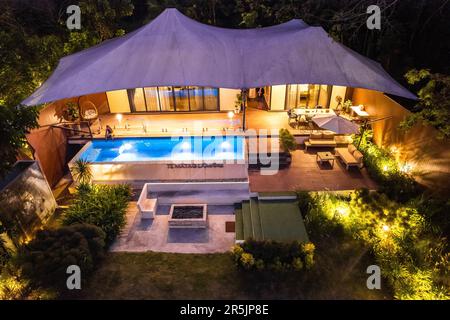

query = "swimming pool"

[79,136,245,163]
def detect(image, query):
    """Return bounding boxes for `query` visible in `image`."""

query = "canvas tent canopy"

[23,8,416,106]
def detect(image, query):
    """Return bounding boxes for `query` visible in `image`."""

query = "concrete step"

[250,198,263,241]
[235,208,244,241]
[242,201,253,240]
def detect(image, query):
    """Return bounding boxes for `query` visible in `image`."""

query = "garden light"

[400,163,413,174]
[227,111,235,119]
[336,205,349,217]
[116,113,123,123]
[382,225,390,232]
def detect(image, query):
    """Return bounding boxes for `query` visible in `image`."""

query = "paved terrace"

[84,108,376,192]
[111,203,235,253]
[249,148,377,192]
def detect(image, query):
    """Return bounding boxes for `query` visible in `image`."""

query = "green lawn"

[258,200,309,243]
[73,238,392,300]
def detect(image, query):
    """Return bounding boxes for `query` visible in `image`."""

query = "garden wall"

[352,88,450,193]
[0,161,56,246]
[27,92,109,187]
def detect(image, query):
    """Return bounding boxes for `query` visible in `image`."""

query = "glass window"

[158,86,175,111]
[204,87,219,111]
[128,88,146,112]
[144,87,160,111]
[188,86,204,111]
[106,89,131,113]
[173,87,190,111]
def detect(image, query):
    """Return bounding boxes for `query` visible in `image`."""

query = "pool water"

[80,136,244,163]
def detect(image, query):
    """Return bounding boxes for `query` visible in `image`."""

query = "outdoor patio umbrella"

[312,114,360,134]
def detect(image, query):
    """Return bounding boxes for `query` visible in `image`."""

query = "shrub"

[303,190,449,300]
[63,184,131,245]
[353,133,422,202]
[279,128,297,153]
[297,191,313,218]
[240,253,255,270]
[233,239,315,272]
[16,224,106,289]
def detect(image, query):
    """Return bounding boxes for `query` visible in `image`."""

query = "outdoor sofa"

[304,132,337,150]
[335,144,364,170]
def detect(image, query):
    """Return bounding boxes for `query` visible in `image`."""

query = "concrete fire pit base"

[168,204,208,228]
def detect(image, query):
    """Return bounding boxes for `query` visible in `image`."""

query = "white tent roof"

[23,8,416,106]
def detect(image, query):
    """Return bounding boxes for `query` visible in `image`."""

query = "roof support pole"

[241,88,248,132]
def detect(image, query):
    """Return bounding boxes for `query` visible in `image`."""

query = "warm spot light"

[390,146,399,154]
[400,163,413,174]
[383,165,389,172]
[336,205,349,217]
[227,111,235,119]
[116,113,123,122]
[382,225,390,232]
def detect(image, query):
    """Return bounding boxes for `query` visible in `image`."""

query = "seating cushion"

[353,150,364,163]
[309,139,336,146]
[310,133,323,139]
[336,148,358,164]
[348,144,357,154]
[322,133,335,140]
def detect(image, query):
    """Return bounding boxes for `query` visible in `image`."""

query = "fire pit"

[168,204,208,228]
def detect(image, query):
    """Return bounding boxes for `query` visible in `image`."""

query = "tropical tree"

[71,159,93,185]
[0,104,39,178]
[401,69,450,139]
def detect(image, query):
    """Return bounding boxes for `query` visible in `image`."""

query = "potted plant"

[63,102,79,122]
[343,99,353,114]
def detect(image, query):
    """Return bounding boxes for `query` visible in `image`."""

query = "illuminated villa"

[21,8,419,247]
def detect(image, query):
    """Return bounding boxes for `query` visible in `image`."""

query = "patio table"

[293,108,336,117]
[316,152,335,168]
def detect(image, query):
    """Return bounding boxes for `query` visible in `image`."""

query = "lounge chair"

[335,144,364,170]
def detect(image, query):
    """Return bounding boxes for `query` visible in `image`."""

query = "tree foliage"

[0,104,39,178]
[401,69,450,139]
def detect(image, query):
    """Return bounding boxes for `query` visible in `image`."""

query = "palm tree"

[71,159,93,185]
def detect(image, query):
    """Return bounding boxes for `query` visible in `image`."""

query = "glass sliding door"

[285,85,298,109]
[143,87,160,111]
[127,88,146,112]
[307,85,320,107]
[188,86,204,111]
[285,84,333,109]
[120,86,220,113]
[204,87,219,111]
[158,86,175,111]
[173,86,190,111]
